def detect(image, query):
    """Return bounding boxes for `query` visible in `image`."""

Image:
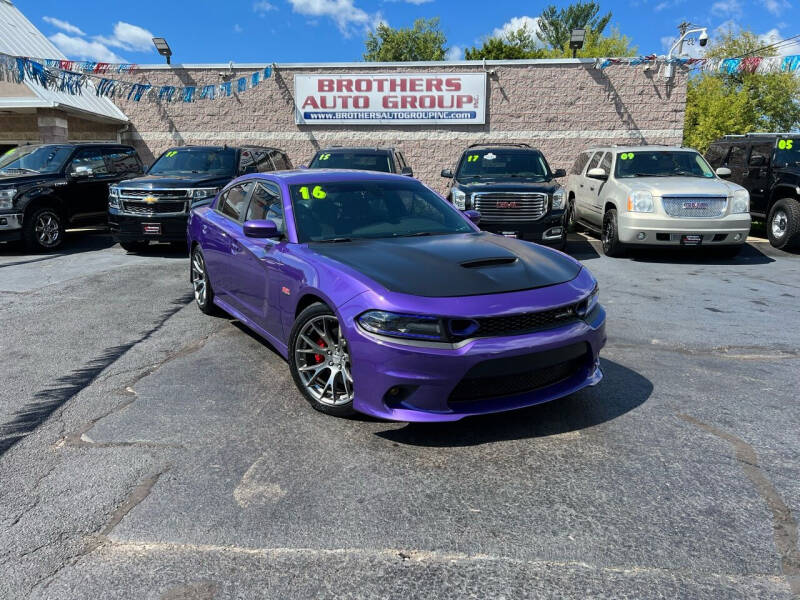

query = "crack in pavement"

[677,413,800,597]
[607,340,800,361]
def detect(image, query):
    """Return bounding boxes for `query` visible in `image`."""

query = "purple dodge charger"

[187,169,606,422]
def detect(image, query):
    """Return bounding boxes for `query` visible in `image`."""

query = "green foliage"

[537,1,611,52]
[465,27,545,60]
[363,18,447,62]
[683,28,800,152]
[541,26,636,58]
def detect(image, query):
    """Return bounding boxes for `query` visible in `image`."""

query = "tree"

[364,18,447,62]
[683,28,800,152]
[541,26,636,58]
[465,26,545,60]
[537,1,611,53]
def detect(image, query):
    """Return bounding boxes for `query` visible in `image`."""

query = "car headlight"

[190,188,219,199]
[0,188,17,210]
[451,188,467,210]
[731,189,749,214]
[358,310,446,342]
[627,190,654,213]
[108,187,120,209]
[576,284,599,319]
[551,187,566,210]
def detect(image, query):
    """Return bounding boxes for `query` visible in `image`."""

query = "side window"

[599,152,612,174]
[246,183,285,234]
[69,148,109,176]
[218,182,254,222]
[570,152,589,175]
[281,152,293,170]
[268,150,286,171]
[727,145,747,167]
[749,143,772,166]
[705,144,726,168]
[103,148,141,176]
[586,152,603,173]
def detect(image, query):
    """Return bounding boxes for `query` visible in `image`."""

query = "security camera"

[699,30,709,47]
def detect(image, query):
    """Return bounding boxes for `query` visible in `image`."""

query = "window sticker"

[778,139,794,150]
[466,154,480,162]
[298,185,327,200]
[620,152,635,160]
[165,150,179,158]
[318,153,332,160]
[483,153,497,160]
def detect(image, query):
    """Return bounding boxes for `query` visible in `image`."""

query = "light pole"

[664,24,708,79]
[570,28,586,58]
[152,37,172,65]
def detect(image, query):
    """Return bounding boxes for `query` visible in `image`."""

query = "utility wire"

[731,33,800,59]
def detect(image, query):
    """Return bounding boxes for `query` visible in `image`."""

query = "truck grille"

[473,193,548,222]
[120,189,188,198]
[662,196,727,218]
[121,200,188,215]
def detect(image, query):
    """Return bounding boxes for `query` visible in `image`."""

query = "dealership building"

[1,0,688,188]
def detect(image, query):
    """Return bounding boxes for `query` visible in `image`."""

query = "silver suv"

[565,145,751,257]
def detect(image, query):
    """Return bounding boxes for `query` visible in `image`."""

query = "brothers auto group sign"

[294,73,487,125]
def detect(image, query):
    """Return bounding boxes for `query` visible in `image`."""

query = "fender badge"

[144,195,158,204]
[281,286,291,296]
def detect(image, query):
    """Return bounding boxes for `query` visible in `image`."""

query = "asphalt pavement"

[0,230,798,599]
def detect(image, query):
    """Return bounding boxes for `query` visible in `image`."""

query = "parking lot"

[1,230,799,599]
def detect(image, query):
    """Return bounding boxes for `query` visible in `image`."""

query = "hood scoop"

[460,257,518,269]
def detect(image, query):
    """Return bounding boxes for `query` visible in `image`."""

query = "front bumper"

[617,212,751,246]
[478,209,566,245]
[0,213,23,242]
[339,302,606,423]
[108,210,188,243]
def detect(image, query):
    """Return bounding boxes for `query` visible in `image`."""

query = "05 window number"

[778,139,794,150]
[298,185,327,200]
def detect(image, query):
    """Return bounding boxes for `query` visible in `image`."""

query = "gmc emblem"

[496,201,519,209]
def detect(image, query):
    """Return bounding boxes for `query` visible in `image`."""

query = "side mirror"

[715,167,732,179]
[70,166,93,178]
[553,168,567,178]
[463,209,481,225]
[749,156,766,167]
[586,167,607,180]
[243,219,280,239]
[441,168,453,179]
[401,166,414,177]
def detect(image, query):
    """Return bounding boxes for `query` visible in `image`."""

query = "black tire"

[601,209,626,257]
[566,198,578,231]
[767,199,800,249]
[119,240,148,253]
[190,246,217,315]
[23,206,64,251]
[289,303,355,418]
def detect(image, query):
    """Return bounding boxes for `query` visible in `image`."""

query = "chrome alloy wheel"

[35,211,61,247]
[772,209,788,239]
[294,315,353,406]
[191,250,208,306]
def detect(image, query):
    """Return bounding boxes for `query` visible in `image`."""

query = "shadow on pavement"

[0,229,116,265]
[627,242,776,265]
[565,236,601,261]
[375,358,652,447]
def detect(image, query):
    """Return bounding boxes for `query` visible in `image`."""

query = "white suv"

[565,145,751,257]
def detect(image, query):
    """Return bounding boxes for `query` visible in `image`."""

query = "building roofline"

[130,58,597,70]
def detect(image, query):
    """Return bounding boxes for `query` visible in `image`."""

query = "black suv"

[706,133,800,249]
[0,143,143,251]
[441,144,568,249]
[109,145,291,252]
[308,146,413,176]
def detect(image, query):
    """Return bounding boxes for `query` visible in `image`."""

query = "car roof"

[163,145,282,152]
[247,169,414,184]
[463,145,541,153]
[581,145,697,153]
[315,147,396,153]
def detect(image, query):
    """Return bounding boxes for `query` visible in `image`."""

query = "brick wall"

[113,61,688,192]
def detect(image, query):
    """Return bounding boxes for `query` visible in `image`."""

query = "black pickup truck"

[0,143,143,251]
[109,145,291,252]
[440,143,568,249]
[706,133,800,249]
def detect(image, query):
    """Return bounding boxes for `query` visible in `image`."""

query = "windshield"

[615,151,715,178]
[0,146,72,174]
[290,180,474,243]
[775,138,800,167]
[148,148,236,176]
[456,149,551,180]
[309,152,392,173]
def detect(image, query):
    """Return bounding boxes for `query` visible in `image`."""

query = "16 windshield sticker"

[298,185,327,200]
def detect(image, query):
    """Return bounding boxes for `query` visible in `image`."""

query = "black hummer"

[308,146,413,176]
[441,143,568,249]
[706,133,800,249]
[0,143,143,251]
[109,145,291,252]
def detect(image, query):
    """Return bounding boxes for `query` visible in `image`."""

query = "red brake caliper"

[313,338,326,364]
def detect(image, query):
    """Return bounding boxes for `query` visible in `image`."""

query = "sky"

[14,0,800,65]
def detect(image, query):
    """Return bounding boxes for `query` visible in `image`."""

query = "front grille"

[473,193,548,222]
[449,354,588,403]
[121,200,187,215]
[662,196,727,218]
[119,189,188,198]
[469,305,580,338]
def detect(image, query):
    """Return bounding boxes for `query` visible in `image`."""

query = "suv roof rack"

[467,142,531,149]
[718,133,794,140]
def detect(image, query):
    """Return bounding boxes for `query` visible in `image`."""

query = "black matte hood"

[310,232,581,297]
[454,178,560,195]
[116,173,232,189]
